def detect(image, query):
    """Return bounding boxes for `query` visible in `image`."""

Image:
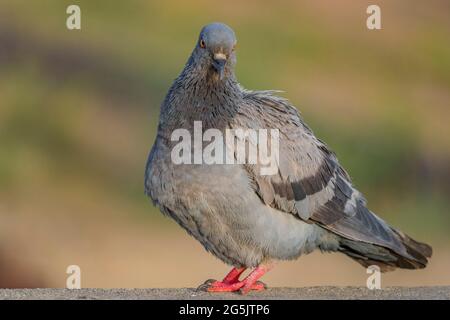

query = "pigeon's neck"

[159,61,243,134]
[182,60,242,102]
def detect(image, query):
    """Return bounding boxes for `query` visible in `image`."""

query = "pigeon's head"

[193,23,237,81]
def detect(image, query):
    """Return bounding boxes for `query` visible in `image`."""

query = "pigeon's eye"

[200,39,206,48]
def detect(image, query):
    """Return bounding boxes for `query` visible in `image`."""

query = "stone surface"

[0,287,449,300]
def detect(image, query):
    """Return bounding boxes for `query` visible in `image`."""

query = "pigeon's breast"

[146,144,329,266]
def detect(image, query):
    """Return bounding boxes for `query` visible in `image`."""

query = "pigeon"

[144,22,432,294]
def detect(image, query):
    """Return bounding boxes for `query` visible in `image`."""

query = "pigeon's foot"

[197,264,272,294]
[198,279,267,293]
[222,267,246,284]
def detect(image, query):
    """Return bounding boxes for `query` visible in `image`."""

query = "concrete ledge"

[0,287,449,300]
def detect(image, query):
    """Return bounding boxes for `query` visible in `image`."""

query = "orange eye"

[200,39,206,48]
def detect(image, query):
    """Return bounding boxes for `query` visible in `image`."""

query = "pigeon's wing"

[236,90,406,254]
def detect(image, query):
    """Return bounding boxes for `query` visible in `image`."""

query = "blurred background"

[0,0,449,288]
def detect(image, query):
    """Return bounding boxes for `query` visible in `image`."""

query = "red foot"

[222,267,245,284]
[240,281,267,295]
[206,280,266,292]
[197,264,272,294]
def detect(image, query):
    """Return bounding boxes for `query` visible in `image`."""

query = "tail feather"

[392,228,433,260]
[339,230,432,272]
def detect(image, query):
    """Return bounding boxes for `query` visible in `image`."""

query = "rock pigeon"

[144,22,432,294]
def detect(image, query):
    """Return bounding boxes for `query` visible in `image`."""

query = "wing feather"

[235,90,408,256]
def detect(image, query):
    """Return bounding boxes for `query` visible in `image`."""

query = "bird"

[144,22,432,294]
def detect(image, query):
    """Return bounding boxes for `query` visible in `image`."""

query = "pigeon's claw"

[197,264,272,294]
[206,280,244,292]
[239,281,267,294]
[196,266,245,292]
[196,279,218,292]
[201,280,266,293]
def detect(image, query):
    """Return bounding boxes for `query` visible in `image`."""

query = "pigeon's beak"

[212,53,227,80]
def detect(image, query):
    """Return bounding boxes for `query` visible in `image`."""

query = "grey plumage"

[145,22,432,274]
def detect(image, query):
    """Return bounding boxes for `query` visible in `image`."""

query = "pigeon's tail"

[338,229,432,272]
[392,228,432,267]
